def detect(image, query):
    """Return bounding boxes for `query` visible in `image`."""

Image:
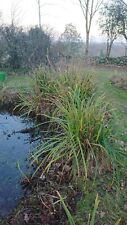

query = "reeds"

[32,82,112,179]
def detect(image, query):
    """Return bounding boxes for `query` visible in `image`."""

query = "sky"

[0,0,105,41]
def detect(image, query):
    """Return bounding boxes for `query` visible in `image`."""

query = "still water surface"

[0,113,37,217]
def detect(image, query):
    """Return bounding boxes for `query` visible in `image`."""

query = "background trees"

[26,27,51,67]
[99,2,118,57]
[1,0,127,69]
[99,0,127,57]
[59,23,82,57]
[1,25,24,69]
[0,22,83,70]
[60,23,81,43]
[0,25,51,69]
[78,0,103,57]
[115,0,127,42]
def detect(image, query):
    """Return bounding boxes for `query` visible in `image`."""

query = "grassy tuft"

[17,67,94,118]
[31,83,114,179]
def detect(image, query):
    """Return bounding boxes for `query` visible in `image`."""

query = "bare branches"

[121,0,127,7]
[78,0,86,17]
[78,0,103,16]
[78,0,103,56]
[10,0,23,26]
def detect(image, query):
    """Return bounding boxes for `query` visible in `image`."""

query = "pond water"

[0,113,38,217]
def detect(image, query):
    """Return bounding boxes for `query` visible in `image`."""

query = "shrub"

[97,56,127,66]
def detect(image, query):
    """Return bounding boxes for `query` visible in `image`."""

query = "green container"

[0,72,6,82]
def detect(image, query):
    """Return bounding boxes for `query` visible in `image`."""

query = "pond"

[0,113,39,217]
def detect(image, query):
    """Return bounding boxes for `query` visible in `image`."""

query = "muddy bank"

[0,162,75,225]
[0,88,19,112]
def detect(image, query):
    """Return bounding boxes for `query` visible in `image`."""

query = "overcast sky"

[0,0,104,41]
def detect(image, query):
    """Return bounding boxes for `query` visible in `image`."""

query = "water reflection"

[0,113,38,217]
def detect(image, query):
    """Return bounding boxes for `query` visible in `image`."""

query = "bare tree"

[36,0,42,28]
[10,1,23,26]
[121,0,127,7]
[78,0,103,56]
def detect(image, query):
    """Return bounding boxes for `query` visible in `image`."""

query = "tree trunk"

[106,37,111,58]
[85,31,90,57]
[38,0,41,28]
[106,44,110,58]
[106,39,114,58]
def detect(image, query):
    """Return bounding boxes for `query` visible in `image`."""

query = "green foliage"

[59,23,82,57]
[34,67,58,97]
[114,0,127,41]
[97,56,127,65]
[60,23,81,43]
[99,2,118,57]
[17,67,58,116]
[58,71,94,98]
[75,173,127,224]
[17,67,94,117]
[115,219,121,225]
[32,82,112,179]
[99,49,105,58]
[100,0,127,42]
[0,25,51,69]
[29,67,127,181]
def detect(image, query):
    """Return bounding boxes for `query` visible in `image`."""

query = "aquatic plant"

[32,83,113,179]
[17,67,94,118]
[16,67,58,116]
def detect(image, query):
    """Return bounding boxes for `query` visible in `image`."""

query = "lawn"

[1,74,34,91]
[93,68,127,141]
[74,67,127,224]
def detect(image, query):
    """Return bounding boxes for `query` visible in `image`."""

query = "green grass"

[72,67,127,224]
[1,75,34,91]
[92,68,127,115]
[92,68,127,145]
[57,191,100,225]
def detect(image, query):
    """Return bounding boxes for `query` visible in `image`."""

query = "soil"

[0,88,19,112]
[0,162,77,225]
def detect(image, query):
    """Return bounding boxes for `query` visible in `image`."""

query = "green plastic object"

[0,72,6,82]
